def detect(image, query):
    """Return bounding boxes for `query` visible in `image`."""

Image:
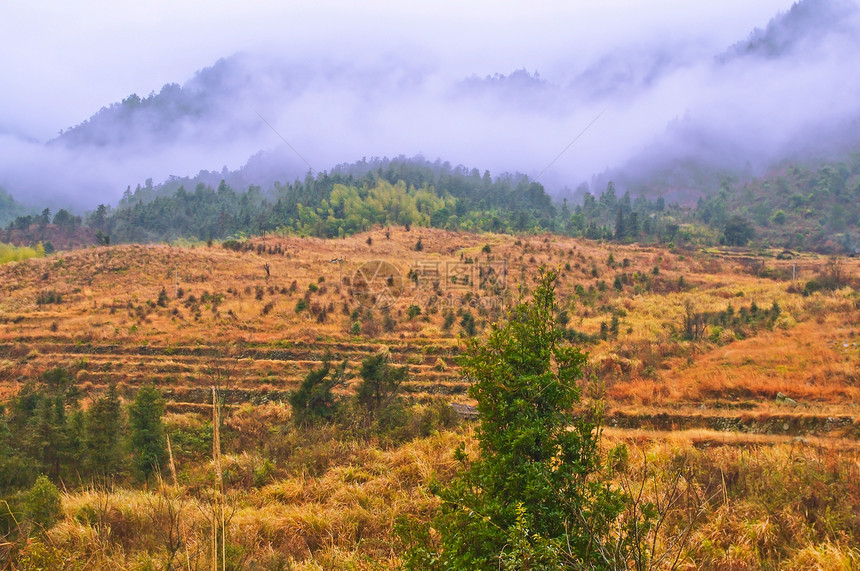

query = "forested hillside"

[93,158,559,243]
[697,152,860,252]
[93,152,860,254]
[3,152,859,254]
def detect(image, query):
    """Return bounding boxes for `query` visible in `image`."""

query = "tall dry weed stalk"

[212,386,226,571]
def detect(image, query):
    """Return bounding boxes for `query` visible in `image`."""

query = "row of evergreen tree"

[4,154,858,252]
[58,161,681,245]
[0,368,166,495]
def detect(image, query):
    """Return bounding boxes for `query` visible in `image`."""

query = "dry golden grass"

[2,230,859,568]
[23,418,477,570]
[599,433,860,570]
[1,230,857,439]
[1,230,856,403]
[28,428,860,569]
[611,304,860,408]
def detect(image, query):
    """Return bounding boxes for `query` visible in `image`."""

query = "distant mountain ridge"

[52,55,272,149]
[593,0,860,201]
[721,0,858,61]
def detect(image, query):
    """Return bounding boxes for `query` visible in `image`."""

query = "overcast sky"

[2,0,796,142]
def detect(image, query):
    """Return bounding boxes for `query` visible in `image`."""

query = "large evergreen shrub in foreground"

[409,269,626,569]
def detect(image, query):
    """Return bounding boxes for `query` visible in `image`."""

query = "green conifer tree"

[128,386,166,481]
[411,269,625,569]
[83,385,124,478]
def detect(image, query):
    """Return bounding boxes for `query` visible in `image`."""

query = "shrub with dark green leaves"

[408,270,626,569]
[24,475,62,531]
[356,352,407,419]
[128,386,166,481]
[288,352,348,426]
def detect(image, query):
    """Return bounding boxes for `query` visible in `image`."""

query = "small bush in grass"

[709,325,724,344]
[36,290,62,305]
[24,475,62,531]
[15,539,66,568]
[288,352,348,426]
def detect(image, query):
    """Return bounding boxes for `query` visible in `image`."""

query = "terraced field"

[1,228,858,444]
[3,229,860,568]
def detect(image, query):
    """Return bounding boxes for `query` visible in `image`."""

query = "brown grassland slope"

[0,228,859,568]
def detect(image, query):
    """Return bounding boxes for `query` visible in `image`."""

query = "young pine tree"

[128,385,166,481]
[356,352,407,418]
[288,352,348,426]
[411,269,625,569]
[24,475,62,532]
[83,384,124,478]
[9,368,82,483]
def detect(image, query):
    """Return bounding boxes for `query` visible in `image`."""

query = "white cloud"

[1,0,793,138]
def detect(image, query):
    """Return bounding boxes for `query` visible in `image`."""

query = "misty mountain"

[455,69,564,110]
[53,55,276,150]
[568,45,698,102]
[53,85,209,149]
[2,0,859,213]
[720,0,858,61]
[592,0,860,201]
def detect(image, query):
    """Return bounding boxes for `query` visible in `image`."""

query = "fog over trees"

[1,0,858,213]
